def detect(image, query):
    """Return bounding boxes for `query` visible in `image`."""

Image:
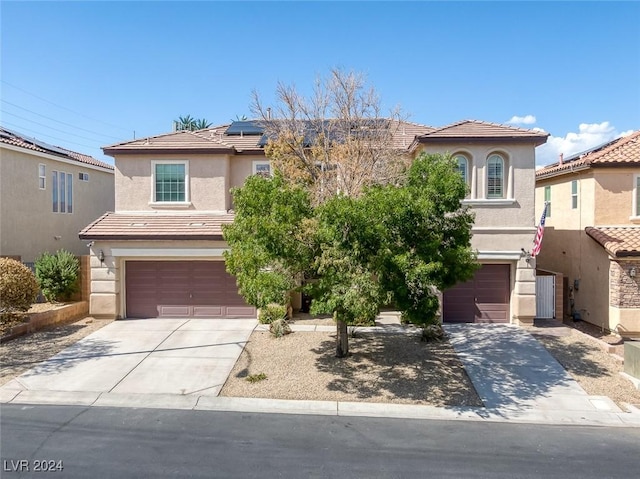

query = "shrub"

[0,258,39,313]
[35,250,80,302]
[269,318,291,338]
[258,303,287,324]
[421,324,445,342]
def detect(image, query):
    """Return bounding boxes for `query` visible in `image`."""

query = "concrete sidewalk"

[1,318,639,427]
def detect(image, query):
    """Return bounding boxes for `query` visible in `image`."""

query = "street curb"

[3,391,640,428]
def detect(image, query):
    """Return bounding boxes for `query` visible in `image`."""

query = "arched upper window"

[454,155,469,185]
[487,154,505,198]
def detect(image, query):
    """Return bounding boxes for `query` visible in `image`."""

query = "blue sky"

[1,1,639,166]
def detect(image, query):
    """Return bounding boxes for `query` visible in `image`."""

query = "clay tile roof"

[79,212,234,240]
[0,126,114,170]
[586,226,640,257]
[415,119,549,145]
[103,119,435,155]
[536,130,640,178]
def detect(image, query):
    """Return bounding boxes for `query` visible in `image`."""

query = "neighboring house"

[0,127,114,263]
[80,119,547,325]
[535,130,640,337]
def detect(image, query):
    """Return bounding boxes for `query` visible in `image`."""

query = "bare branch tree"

[251,68,409,204]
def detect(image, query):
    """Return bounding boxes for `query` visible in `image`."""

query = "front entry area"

[443,264,510,323]
[125,260,256,319]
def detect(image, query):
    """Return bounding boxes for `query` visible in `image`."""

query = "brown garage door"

[125,261,256,319]
[443,264,510,323]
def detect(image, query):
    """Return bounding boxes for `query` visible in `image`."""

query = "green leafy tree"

[308,195,386,356]
[35,250,80,302]
[367,153,478,327]
[223,173,315,309]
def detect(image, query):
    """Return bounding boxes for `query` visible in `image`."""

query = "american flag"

[531,202,548,257]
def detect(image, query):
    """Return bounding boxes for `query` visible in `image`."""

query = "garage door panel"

[126,261,255,319]
[443,264,510,323]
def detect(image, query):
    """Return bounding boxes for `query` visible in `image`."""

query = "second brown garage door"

[443,264,510,323]
[125,260,256,319]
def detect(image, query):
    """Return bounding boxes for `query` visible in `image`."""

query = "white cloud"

[535,121,627,167]
[507,115,537,125]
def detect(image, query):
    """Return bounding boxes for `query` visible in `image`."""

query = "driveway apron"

[444,324,621,413]
[1,318,256,400]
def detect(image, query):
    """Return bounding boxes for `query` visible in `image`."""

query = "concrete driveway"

[0,318,256,406]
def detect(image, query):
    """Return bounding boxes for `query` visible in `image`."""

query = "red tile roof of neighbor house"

[536,130,640,179]
[586,226,640,257]
[0,126,114,170]
[79,212,234,240]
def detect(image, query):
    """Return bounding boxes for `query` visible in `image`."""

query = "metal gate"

[536,275,555,319]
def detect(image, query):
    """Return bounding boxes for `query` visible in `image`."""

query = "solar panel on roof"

[1,126,70,156]
[225,121,264,136]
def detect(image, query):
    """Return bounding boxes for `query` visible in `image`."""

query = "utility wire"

[1,79,133,134]
[1,110,116,145]
[1,99,123,140]
[1,120,99,151]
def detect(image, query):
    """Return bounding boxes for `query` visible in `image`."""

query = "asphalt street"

[2,404,639,478]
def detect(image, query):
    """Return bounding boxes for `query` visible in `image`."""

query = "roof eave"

[102,147,236,156]
[78,233,225,241]
[417,135,548,147]
[535,163,591,180]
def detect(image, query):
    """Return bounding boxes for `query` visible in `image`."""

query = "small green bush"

[246,373,267,383]
[258,303,287,324]
[269,318,291,338]
[35,250,80,302]
[0,258,39,313]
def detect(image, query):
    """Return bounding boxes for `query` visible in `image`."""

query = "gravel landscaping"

[220,329,483,407]
[529,328,640,408]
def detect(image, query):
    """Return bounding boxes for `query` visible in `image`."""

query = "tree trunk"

[336,318,349,358]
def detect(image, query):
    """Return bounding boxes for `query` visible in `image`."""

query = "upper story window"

[79,172,89,181]
[634,174,640,217]
[486,154,505,198]
[52,170,73,213]
[152,161,188,203]
[39,164,46,189]
[571,180,578,209]
[454,155,469,185]
[544,186,551,217]
[252,161,271,177]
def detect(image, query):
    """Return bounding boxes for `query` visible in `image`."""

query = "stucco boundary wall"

[0,301,89,342]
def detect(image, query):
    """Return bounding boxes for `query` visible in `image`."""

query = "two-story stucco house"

[535,130,640,337]
[80,119,547,325]
[0,127,114,263]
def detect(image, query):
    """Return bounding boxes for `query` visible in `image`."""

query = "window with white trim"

[571,180,578,209]
[486,154,505,198]
[544,185,551,217]
[152,161,188,203]
[252,161,271,177]
[79,172,89,181]
[52,170,73,213]
[39,164,46,189]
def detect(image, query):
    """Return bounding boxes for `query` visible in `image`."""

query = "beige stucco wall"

[0,146,114,262]
[419,142,536,230]
[113,154,232,212]
[88,239,230,319]
[593,168,638,224]
[536,167,640,332]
